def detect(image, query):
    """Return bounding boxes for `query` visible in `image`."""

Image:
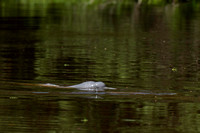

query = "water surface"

[1,1,200,132]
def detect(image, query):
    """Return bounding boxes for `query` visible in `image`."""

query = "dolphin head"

[94,81,105,88]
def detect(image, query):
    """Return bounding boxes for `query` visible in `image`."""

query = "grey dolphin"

[67,81,116,91]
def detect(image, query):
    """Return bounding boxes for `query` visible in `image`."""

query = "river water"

[1,1,200,132]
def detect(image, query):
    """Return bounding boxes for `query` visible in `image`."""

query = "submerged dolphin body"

[67,81,116,91]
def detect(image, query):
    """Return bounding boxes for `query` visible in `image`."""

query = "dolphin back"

[67,81,112,91]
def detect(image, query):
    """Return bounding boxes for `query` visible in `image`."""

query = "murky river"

[1,0,200,132]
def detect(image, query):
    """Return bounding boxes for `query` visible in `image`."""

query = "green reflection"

[1,0,200,89]
[1,95,200,132]
[1,1,200,133]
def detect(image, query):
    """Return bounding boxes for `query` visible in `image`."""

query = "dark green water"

[1,0,200,132]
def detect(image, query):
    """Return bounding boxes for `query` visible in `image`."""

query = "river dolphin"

[43,81,116,91]
[67,81,116,91]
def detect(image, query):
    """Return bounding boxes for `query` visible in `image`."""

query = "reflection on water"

[1,0,200,132]
[1,90,200,132]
